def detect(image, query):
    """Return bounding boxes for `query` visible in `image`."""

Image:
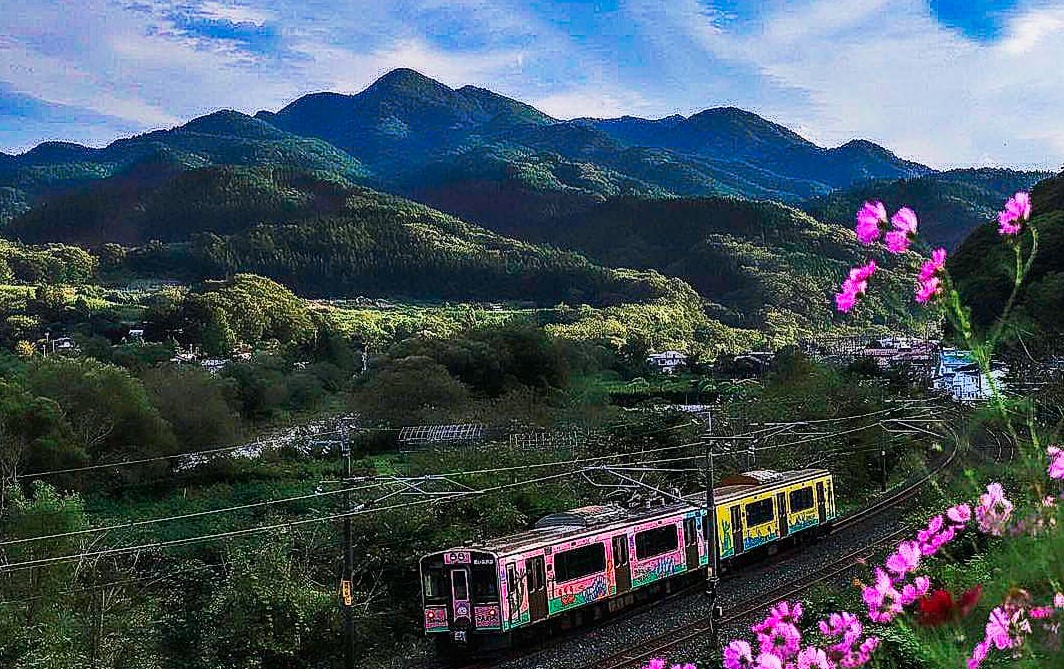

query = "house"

[646,351,688,374]
[200,359,228,374]
[127,328,145,342]
[932,349,1008,402]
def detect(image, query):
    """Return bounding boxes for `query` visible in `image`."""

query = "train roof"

[450,469,830,558]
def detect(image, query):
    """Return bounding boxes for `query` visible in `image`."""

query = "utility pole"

[704,412,721,651]
[880,448,888,492]
[340,422,355,669]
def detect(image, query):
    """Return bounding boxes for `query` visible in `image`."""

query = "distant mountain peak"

[177,109,283,137]
[363,67,453,97]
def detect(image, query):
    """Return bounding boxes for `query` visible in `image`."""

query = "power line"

[15,429,345,479]
[0,469,580,573]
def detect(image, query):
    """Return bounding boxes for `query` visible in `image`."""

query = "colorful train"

[419,469,836,651]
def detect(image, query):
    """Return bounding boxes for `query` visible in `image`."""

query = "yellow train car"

[713,469,835,559]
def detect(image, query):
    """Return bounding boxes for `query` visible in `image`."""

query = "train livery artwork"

[418,469,836,652]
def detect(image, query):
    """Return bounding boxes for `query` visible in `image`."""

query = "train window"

[746,499,775,527]
[471,564,499,603]
[423,568,448,602]
[506,564,517,593]
[452,569,469,601]
[555,543,607,583]
[789,487,815,512]
[635,525,678,560]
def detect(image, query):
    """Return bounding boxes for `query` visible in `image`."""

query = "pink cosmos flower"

[885,540,921,576]
[1056,593,1064,609]
[898,576,931,607]
[757,621,801,658]
[724,641,756,669]
[966,639,989,669]
[986,606,1024,650]
[914,248,947,304]
[884,207,918,254]
[796,647,832,669]
[855,201,887,244]
[1048,445,1064,479]
[947,503,972,525]
[915,277,942,304]
[756,654,783,669]
[835,260,877,313]
[997,191,1031,236]
[975,483,1014,536]
[647,660,667,669]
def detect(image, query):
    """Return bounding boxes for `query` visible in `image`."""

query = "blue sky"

[1,0,1062,170]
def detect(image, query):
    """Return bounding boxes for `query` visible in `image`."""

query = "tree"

[142,366,243,451]
[350,356,471,426]
[23,358,177,482]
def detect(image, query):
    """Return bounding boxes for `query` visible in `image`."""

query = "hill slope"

[517,196,929,339]
[3,165,684,306]
[803,168,1053,250]
[0,110,369,222]
[950,170,1064,353]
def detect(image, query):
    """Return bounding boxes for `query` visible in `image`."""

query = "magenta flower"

[855,201,887,244]
[914,247,947,304]
[647,660,666,669]
[885,540,921,576]
[975,483,1014,536]
[1048,445,1064,479]
[835,260,877,313]
[947,502,972,525]
[966,639,989,669]
[796,647,832,669]
[724,641,756,669]
[997,191,1031,236]
[755,654,783,669]
[884,207,918,254]
[757,621,801,658]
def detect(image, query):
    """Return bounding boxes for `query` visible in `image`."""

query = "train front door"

[816,482,827,524]
[776,492,789,538]
[683,516,700,571]
[612,535,631,593]
[730,506,745,555]
[525,556,548,623]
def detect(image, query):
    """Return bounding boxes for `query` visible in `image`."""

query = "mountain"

[579,109,933,193]
[803,168,1052,250]
[0,110,369,222]
[3,164,682,306]
[950,169,1064,353]
[256,68,555,176]
[252,69,935,227]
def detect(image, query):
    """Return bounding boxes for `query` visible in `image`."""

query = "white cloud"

[195,1,273,26]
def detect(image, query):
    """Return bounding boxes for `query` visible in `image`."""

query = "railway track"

[584,439,960,669]
[434,422,962,669]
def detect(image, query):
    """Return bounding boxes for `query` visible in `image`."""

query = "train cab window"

[452,569,469,600]
[789,487,815,512]
[506,564,518,592]
[423,567,448,602]
[635,524,679,560]
[746,499,775,527]
[555,543,606,583]
[471,564,499,603]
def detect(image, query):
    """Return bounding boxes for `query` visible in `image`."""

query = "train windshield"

[471,564,498,603]
[422,566,448,603]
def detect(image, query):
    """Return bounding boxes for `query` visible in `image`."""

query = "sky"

[1,0,1063,170]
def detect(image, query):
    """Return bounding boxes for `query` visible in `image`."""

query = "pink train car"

[420,469,836,653]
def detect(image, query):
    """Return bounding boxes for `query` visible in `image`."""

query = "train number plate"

[453,631,467,643]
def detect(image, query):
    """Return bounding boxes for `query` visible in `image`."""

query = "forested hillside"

[521,196,929,340]
[950,169,1064,354]
[804,168,1052,250]
[0,110,368,223]
[3,166,677,306]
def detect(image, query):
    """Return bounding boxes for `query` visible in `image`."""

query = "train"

[419,468,837,652]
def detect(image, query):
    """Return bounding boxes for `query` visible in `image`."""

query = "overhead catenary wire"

[0,469,580,573]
